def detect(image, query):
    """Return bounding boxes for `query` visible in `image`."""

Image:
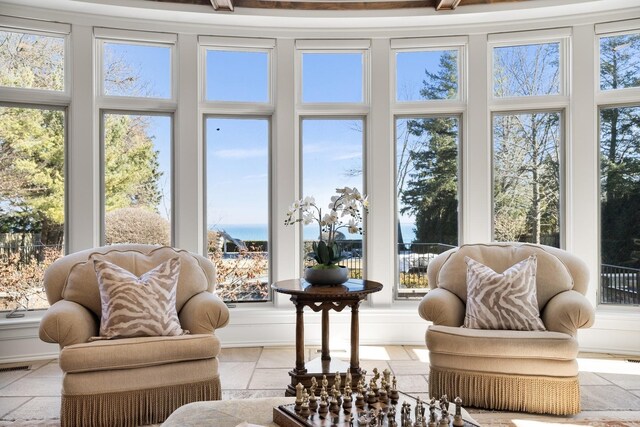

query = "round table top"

[271,278,383,299]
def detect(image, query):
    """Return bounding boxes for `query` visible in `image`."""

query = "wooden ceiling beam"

[435,0,461,10]
[210,0,234,10]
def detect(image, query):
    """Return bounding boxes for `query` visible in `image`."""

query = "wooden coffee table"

[271,279,383,396]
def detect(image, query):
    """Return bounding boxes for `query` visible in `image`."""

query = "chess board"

[273,391,481,427]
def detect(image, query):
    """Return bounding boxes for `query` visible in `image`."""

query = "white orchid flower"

[302,196,315,208]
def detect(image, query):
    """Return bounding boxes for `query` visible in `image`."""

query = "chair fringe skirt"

[61,378,221,427]
[429,366,580,415]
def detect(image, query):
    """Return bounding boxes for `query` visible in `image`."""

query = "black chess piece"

[343,393,353,413]
[309,392,318,412]
[355,392,365,409]
[453,397,464,427]
[319,395,329,419]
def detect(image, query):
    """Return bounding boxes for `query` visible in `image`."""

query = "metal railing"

[601,264,640,306]
[397,243,455,292]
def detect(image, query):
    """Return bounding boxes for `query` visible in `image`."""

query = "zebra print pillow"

[91,257,187,340]
[463,255,546,331]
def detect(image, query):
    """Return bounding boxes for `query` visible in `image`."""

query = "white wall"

[0,0,639,363]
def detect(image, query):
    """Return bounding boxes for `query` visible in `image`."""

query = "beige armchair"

[39,244,230,427]
[419,242,595,415]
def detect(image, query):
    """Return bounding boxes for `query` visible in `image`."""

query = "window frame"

[95,29,178,246]
[199,36,276,303]
[489,108,566,248]
[0,16,71,313]
[391,36,467,106]
[595,26,640,102]
[392,113,463,299]
[201,44,274,106]
[595,20,640,306]
[0,19,71,103]
[487,30,570,250]
[489,28,570,106]
[296,39,370,108]
[95,28,177,104]
[390,36,467,299]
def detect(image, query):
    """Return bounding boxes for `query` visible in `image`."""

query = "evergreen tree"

[400,51,459,245]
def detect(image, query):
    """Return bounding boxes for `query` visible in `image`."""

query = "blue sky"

[106,45,454,233]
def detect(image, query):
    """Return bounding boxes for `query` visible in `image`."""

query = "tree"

[104,114,162,213]
[401,117,458,245]
[400,51,459,245]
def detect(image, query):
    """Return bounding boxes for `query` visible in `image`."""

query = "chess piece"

[329,390,340,414]
[389,376,400,403]
[319,394,329,419]
[310,377,318,396]
[401,402,412,427]
[309,390,318,412]
[295,382,304,412]
[346,368,353,388]
[320,385,329,404]
[300,390,311,418]
[378,386,388,404]
[322,375,329,391]
[359,414,370,427]
[388,403,396,423]
[383,368,392,388]
[355,388,366,408]
[367,382,378,405]
[371,371,380,396]
[343,383,353,413]
[428,398,437,427]
[414,398,424,427]
[334,371,342,392]
[438,402,449,427]
[453,397,464,427]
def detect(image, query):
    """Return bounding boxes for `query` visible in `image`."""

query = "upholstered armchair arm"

[418,288,465,327]
[179,291,230,334]
[541,290,595,337]
[39,300,98,348]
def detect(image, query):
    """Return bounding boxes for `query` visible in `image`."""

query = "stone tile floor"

[0,346,639,426]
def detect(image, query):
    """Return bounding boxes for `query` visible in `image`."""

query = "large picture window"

[492,111,561,246]
[599,105,640,305]
[206,117,270,302]
[102,113,172,245]
[301,118,364,278]
[0,106,65,312]
[396,116,459,291]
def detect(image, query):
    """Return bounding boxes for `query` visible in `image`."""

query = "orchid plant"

[285,187,368,270]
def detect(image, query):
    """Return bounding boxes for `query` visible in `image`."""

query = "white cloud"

[214,148,267,158]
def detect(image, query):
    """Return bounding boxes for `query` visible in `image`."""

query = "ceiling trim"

[149,0,528,11]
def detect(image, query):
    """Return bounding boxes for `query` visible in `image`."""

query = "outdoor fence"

[601,264,640,305]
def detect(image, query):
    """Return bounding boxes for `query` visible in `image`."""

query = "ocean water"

[209,223,417,243]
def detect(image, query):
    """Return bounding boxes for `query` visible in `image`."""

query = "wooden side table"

[271,278,383,396]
